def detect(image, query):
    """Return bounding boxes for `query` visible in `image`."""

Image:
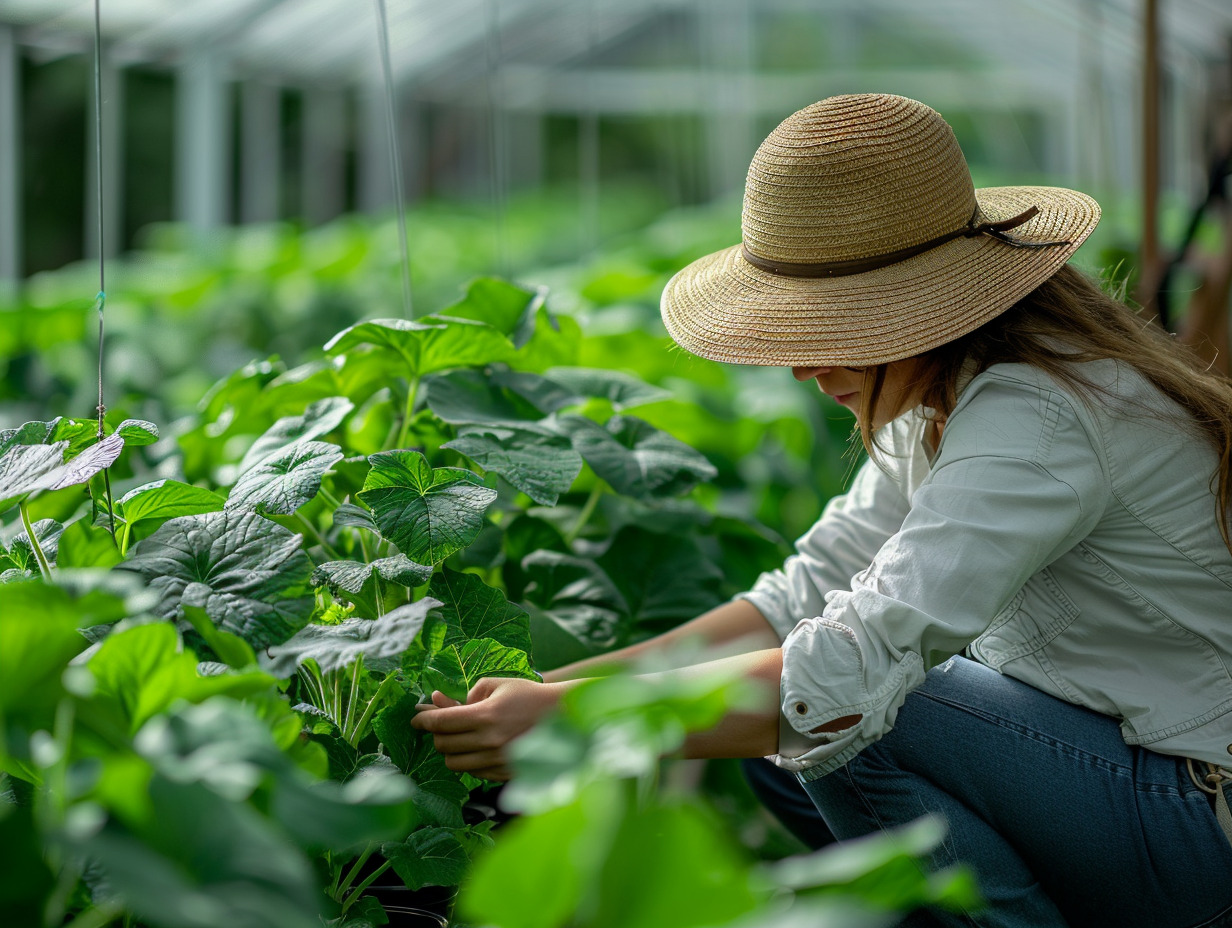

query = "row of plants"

[2,273,980,925]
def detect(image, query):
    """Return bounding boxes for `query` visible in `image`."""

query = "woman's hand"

[410,677,566,781]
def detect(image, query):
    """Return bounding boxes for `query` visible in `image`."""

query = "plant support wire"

[91,0,116,537]
[373,0,414,318]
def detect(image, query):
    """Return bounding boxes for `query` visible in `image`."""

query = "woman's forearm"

[634,647,783,759]
[541,599,780,683]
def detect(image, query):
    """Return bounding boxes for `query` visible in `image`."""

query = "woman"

[412,94,1232,927]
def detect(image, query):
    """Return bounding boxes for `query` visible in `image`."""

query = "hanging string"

[372,0,414,318]
[91,0,116,539]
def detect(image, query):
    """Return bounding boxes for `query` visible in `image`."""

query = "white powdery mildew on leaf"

[239,396,353,473]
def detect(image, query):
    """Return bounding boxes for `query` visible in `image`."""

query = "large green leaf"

[116,481,227,554]
[382,826,470,891]
[74,776,323,928]
[262,597,442,677]
[421,638,538,703]
[324,315,514,376]
[116,418,160,446]
[519,551,625,659]
[443,426,582,506]
[0,581,94,735]
[424,367,556,426]
[596,527,724,632]
[373,700,468,826]
[116,511,314,648]
[56,516,123,568]
[553,414,716,499]
[227,440,344,515]
[428,567,532,654]
[239,396,353,473]
[87,623,276,733]
[589,799,762,928]
[357,451,496,564]
[545,367,671,410]
[439,277,543,341]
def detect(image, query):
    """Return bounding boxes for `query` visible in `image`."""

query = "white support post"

[176,49,231,238]
[0,25,21,291]
[302,86,346,225]
[240,79,281,223]
[85,47,123,262]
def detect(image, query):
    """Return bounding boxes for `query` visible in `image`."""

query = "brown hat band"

[740,206,1071,279]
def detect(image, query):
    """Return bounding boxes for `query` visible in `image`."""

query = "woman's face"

[791,359,925,430]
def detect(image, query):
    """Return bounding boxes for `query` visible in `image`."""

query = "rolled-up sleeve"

[773,373,1111,776]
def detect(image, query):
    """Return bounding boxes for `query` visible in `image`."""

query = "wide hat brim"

[661,185,1101,367]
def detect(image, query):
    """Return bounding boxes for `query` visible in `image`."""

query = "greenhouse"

[3,1,1232,926]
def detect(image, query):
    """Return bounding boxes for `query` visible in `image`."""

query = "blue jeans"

[756,656,1232,927]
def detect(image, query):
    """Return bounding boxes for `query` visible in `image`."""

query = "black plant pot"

[369,883,457,919]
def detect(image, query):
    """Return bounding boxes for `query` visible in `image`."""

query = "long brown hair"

[855,264,1232,553]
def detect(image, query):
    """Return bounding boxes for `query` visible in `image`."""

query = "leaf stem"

[335,842,376,901]
[341,859,393,915]
[349,671,400,748]
[395,375,421,450]
[342,655,364,741]
[19,500,53,579]
[564,486,603,546]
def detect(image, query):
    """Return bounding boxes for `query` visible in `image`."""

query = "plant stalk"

[341,859,393,915]
[19,501,53,579]
[334,842,376,901]
[348,671,400,748]
[342,655,364,741]
[564,486,603,546]
[395,375,420,450]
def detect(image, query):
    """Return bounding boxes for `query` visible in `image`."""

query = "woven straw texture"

[661,94,1101,367]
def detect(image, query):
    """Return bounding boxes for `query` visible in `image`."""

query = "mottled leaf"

[311,555,432,595]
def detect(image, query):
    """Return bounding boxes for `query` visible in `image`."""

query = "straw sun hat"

[660,93,1101,367]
